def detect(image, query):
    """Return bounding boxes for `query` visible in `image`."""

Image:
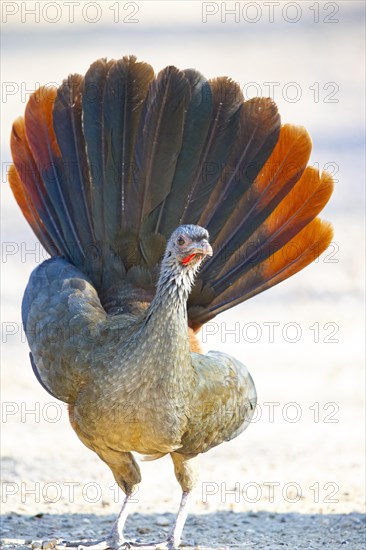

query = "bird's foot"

[112,538,179,549]
[59,538,108,549]
[59,536,131,549]
[58,537,181,550]
[105,533,131,549]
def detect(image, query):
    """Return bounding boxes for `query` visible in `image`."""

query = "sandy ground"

[1,2,365,549]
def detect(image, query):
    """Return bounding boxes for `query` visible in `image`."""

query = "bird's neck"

[147,260,196,319]
[137,260,197,389]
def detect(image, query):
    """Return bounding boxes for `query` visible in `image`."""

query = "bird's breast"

[71,333,196,454]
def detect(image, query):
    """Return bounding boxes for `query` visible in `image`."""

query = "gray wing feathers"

[22,257,106,402]
[179,351,257,454]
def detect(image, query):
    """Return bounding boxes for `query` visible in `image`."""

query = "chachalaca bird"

[9,55,334,549]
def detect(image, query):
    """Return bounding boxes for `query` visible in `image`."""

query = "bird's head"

[164,224,213,272]
[150,225,213,309]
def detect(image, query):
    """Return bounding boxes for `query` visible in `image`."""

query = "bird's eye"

[177,237,185,246]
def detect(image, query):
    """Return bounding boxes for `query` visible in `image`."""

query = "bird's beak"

[181,240,213,266]
[190,240,213,257]
[200,240,213,257]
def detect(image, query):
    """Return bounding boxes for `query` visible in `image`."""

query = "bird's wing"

[176,351,257,454]
[22,257,143,403]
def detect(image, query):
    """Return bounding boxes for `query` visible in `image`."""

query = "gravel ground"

[1,510,365,549]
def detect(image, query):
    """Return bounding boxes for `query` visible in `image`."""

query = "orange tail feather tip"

[24,85,61,166]
[262,218,334,279]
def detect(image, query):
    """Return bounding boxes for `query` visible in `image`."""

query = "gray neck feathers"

[145,250,199,321]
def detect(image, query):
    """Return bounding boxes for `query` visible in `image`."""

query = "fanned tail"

[9,55,334,322]
[187,127,334,328]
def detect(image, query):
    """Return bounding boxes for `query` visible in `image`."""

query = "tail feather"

[102,56,154,238]
[260,219,333,290]
[9,56,334,324]
[131,65,191,240]
[24,86,85,263]
[203,218,333,320]
[82,56,154,286]
[180,77,243,226]
[10,116,67,255]
[8,165,57,254]
[52,74,95,253]
[206,124,312,268]
[213,167,334,293]
[82,58,115,248]
[155,77,244,239]
[156,69,213,237]
[199,97,281,238]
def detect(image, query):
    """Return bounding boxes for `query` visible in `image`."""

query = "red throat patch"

[181,253,196,265]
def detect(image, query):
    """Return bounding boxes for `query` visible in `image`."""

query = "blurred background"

[1,1,365,547]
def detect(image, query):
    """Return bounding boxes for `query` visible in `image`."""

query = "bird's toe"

[154,539,180,549]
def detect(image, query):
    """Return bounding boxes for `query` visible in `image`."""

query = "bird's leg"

[62,494,132,550]
[62,451,141,549]
[158,490,191,549]
[126,453,198,549]
[153,452,199,549]
[129,490,191,550]
[103,452,142,548]
[105,492,131,547]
